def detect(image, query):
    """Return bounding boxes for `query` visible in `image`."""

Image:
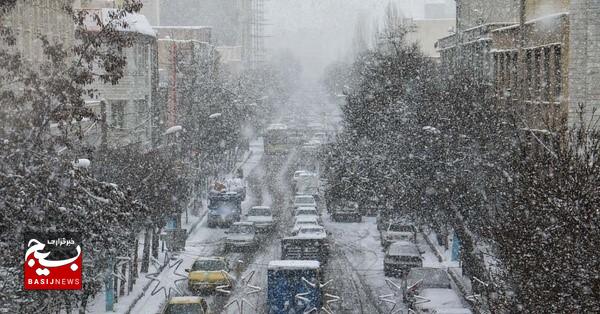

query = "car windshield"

[299,227,323,234]
[248,207,270,216]
[296,209,316,216]
[191,260,226,271]
[388,224,413,232]
[165,303,204,314]
[295,196,314,204]
[229,225,253,234]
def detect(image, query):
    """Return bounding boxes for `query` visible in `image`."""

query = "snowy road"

[323,217,399,313]
[96,138,469,314]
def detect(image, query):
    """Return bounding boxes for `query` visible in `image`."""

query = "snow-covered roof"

[154,25,212,29]
[268,260,320,270]
[85,9,156,37]
[492,12,569,33]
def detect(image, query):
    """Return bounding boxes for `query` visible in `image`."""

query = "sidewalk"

[421,229,476,310]
[85,147,257,313]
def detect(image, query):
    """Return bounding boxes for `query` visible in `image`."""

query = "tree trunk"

[133,238,139,279]
[141,227,151,273]
[119,262,126,296]
[79,290,90,314]
[151,227,160,259]
[129,247,135,292]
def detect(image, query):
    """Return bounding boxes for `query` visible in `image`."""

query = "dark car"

[331,202,362,222]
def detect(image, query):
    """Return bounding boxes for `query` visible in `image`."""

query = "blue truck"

[267,260,322,314]
[207,190,242,228]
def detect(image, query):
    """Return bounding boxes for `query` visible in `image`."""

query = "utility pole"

[100,100,108,150]
[518,0,526,111]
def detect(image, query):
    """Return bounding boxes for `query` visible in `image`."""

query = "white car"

[294,215,320,226]
[224,222,257,252]
[294,206,318,217]
[245,206,274,232]
[293,194,317,209]
[294,224,328,238]
[381,223,418,248]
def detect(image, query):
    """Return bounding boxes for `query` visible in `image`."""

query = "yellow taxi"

[161,296,208,314]
[185,257,231,294]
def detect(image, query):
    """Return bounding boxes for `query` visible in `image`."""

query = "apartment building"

[437,0,599,130]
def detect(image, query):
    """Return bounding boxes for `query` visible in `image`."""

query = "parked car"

[331,202,361,222]
[161,296,209,314]
[224,222,258,252]
[245,206,274,233]
[293,194,317,209]
[381,223,418,248]
[384,241,423,277]
[186,257,231,294]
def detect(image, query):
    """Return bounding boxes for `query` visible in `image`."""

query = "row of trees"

[322,16,600,313]
[0,1,299,313]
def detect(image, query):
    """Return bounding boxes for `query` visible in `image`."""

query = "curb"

[447,268,482,314]
[125,209,206,314]
[421,231,444,263]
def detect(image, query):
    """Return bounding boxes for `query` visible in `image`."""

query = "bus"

[264,123,288,155]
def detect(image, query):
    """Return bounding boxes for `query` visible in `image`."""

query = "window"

[526,50,533,101]
[111,101,125,128]
[554,45,562,100]
[542,47,551,102]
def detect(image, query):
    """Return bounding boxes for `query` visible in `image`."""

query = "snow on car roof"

[251,206,270,210]
[268,260,320,270]
[295,216,318,222]
[233,221,254,226]
[407,267,452,289]
[387,241,420,256]
[267,123,287,130]
[415,288,464,310]
[169,296,205,304]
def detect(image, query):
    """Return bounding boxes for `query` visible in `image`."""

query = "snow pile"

[164,125,183,135]
[72,158,91,169]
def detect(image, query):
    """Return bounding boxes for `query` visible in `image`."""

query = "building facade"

[80,8,160,150]
[3,0,74,65]
[568,0,600,126]
[436,0,599,130]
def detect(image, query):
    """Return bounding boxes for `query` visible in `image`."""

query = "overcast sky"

[265,0,446,81]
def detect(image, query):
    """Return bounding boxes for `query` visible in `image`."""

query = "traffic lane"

[324,216,396,313]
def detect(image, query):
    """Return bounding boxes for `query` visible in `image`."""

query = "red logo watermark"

[23,233,82,290]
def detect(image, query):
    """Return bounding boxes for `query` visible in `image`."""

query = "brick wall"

[568,0,600,127]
